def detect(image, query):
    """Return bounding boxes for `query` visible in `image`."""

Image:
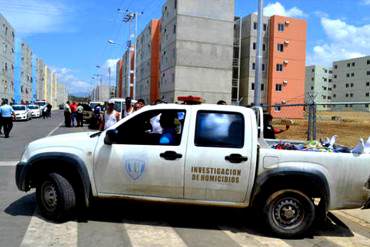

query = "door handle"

[225,154,248,163]
[160,151,183,161]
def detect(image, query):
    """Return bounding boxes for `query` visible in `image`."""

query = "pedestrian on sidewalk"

[0,99,4,135]
[70,101,78,127]
[64,101,71,127]
[0,99,15,138]
[77,103,84,127]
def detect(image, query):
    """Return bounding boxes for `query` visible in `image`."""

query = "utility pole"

[119,9,143,99]
[254,0,264,107]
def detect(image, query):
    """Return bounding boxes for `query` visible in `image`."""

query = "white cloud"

[361,0,370,5]
[263,2,307,18]
[52,67,92,96]
[308,17,370,66]
[0,0,71,35]
[103,58,120,77]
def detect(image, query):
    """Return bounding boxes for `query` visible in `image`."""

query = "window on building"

[251,83,255,90]
[351,72,354,77]
[311,77,314,81]
[346,83,349,88]
[173,24,176,33]
[367,71,370,76]
[350,93,353,97]
[253,22,257,30]
[263,43,266,51]
[329,79,332,82]
[252,63,256,70]
[274,105,281,112]
[333,84,336,88]
[174,0,177,9]
[352,62,355,66]
[333,94,336,98]
[262,64,265,71]
[347,63,351,67]
[346,93,349,97]
[312,68,315,72]
[277,43,284,52]
[275,84,283,91]
[261,84,264,91]
[311,86,314,90]
[334,65,338,69]
[322,86,327,90]
[276,64,283,72]
[367,92,370,97]
[328,96,332,100]
[367,60,370,65]
[263,24,267,31]
[253,42,256,50]
[328,88,332,91]
[346,73,350,78]
[351,83,354,87]
[329,70,333,74]
[4,62,7,71]
[367,82,370,86]
[323,96,327,99]
[278,23,285,32]
[323,78,327,82]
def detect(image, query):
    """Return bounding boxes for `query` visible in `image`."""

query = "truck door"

[94,108,189,199]
[184,109,254,203]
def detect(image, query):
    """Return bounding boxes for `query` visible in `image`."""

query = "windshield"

[13,106,26,111]
[35,102,46,106]
[28,105,39,109]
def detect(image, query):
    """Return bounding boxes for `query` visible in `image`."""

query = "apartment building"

[14,40,33,104]
[236,14,307,118]
[305,65,333,110]
[56,82,68,105]
[91,84,110,102]
[160,0,234,103]
[36,58,45,100]
[331,56,370,111]
[136,19,160,104]
[122,46,135,98]
[0,14,15,101]
[116,59,124,98]
[238,13,270,105]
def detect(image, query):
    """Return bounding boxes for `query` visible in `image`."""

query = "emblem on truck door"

[125,159,146,180]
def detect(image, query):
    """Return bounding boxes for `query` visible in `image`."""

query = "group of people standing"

[63,101,84,127]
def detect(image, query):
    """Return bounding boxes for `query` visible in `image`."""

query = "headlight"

[20,145,30,163]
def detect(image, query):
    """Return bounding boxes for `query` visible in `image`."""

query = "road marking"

[219,225,292,247]
[47,121,63,136]
[123,222,187,247]
[20,210,78,247]
[0,161,18,166]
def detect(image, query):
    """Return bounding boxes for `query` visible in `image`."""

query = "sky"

[1,0,370,96]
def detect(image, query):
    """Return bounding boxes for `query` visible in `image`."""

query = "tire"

[263,189,315,238]
[36,173,76,222]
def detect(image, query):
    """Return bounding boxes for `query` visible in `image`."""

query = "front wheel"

[263,189,315,238]
[36,173,76,222]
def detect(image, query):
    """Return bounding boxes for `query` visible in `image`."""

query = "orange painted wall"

[150,20,161,104]
[267,15,307,119]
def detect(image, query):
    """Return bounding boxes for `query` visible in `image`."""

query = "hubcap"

[272,197,304,229]
[41,181,58,211]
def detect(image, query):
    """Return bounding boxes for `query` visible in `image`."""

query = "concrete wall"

[36,58,45,100]
[21,42,33,103]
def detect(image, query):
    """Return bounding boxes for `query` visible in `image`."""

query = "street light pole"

[254,0,264,107]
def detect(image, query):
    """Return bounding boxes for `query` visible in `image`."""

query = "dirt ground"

[273,111,370,147]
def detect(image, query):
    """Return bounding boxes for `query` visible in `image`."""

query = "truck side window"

[195,111,244,148]
[116,110,186,146]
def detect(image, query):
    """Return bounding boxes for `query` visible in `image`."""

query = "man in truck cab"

[263,113,290,139]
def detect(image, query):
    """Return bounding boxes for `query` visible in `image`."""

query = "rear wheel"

[36,173,76,221]
[263,189,315,238]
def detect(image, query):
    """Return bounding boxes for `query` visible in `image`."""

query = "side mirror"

[104,129,119,145]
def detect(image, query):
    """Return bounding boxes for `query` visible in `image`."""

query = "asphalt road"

[1,111,370,247]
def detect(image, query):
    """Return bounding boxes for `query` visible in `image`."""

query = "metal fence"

[263,102,370,147]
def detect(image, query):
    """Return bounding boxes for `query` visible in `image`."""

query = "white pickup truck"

[15,104,370,237]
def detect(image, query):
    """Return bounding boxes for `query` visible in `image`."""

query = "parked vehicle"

[15,104,370,238]
[34,100,47,111]
[13,105,32,121]
[27,105,41,118]
[109,98,137,115]
[82,104,93,123]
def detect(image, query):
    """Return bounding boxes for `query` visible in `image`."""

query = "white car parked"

[27,105,41,118]
[13,105,32,121]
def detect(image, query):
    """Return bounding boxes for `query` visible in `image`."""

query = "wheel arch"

[251,167,330,212]
[26,152,91,208]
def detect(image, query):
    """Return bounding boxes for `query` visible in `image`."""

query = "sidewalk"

[334,209,370,228]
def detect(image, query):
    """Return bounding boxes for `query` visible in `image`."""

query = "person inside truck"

[159,112,178,145]
[263,113,290,139]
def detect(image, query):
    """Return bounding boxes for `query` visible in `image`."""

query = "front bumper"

[15,115,27,120]
[15,162,31,191]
